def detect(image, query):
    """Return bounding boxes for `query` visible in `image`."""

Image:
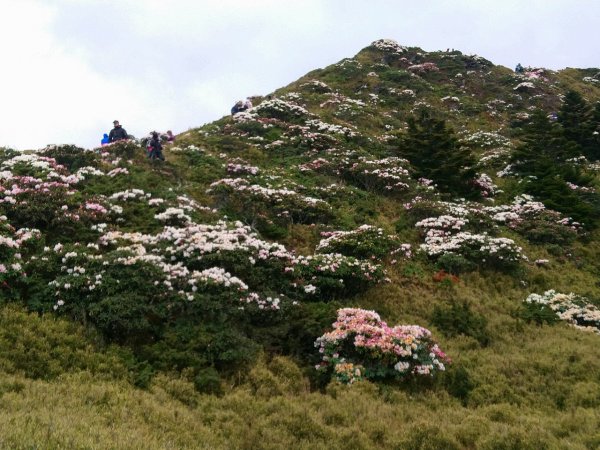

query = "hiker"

[148,131,165,161]
[101,133,109,146]
[515,63,524,74]
[109,120,128,142]
[165,130,175,142]
[243,98,253,110]
[231,100,244,115]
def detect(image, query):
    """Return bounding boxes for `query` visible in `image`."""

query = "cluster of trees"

[397,92,600,225]
[398,110,478,198]
[511,91,600,224]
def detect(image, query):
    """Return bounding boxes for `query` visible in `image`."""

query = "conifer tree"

[558,90,591,143]
[585,101,600,160]
[399,110,477,197]
[512,110,579,177]
[511,110,599,225]
[558,90,600,160]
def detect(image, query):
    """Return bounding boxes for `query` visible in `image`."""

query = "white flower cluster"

[154,208,192,224]
[209,178,328,208]
[371,39,407,54]
[514,82,535,91]
[420,231,524,262]
[109,189,151,202]
[300,80,331,92]
[525,290,600,334]
[460,131,511,149]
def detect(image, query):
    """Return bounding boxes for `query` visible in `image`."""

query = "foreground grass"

[0,365,598,450]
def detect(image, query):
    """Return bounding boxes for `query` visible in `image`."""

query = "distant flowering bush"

[302,154,413,195]
[300,80,332,93]
[407,63,439,74]
[460,131,511,149]
[0,216,41,289]
[419,231,525,271]
[226,159,260,175]
[208,177,333,226]
[286,253,386,299]
[316,225,398,259]
[484,195,580,244]
[315,308,449,384]
[514,82,535,91]
[253,98,311,123]
[524,290,600,334]
[371,39,407,54]
[473,173,498,197]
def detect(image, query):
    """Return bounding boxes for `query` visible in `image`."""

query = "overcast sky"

[1,0,599,150]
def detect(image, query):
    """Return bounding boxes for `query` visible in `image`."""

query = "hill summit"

[0,39,600,448]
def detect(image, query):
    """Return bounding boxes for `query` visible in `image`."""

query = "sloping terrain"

[1,39,600,449]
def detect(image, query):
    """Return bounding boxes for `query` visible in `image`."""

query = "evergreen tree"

[512,110,579,177]
[511,110,599,225]
[558,90,599,160]
[399,110,478,197]
[585,101,600,160]
[558,90,591,142]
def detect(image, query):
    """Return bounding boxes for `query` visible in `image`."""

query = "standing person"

[100,133,109,145]
[165,130,175,142]
[108,120,128,142]
[148,131,165,161]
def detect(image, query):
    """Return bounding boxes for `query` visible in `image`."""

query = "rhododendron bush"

[315,308,449,384]
[524,290,600,334]
[208,177,334,229]
[316,225,398,259]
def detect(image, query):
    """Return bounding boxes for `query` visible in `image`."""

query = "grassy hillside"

[1,39,600,449]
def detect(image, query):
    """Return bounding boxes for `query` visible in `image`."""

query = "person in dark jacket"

[108,120,128,142]
[231,100,244,115]
[148,131,165,161]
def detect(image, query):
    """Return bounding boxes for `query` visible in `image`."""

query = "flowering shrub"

[484,195,580,244]
[40,144,99,172]
[460,131,511,149]
[344,157,412,194]
[315,225,398,259]
[208,177,333,227]
[315,308,449,383]
[407,63,439,74]
[226,159,260,175]
[524,290,600,334]
[301,154,413,195]
[0,216,41,291]
[98,139,141,158]
[300,80,332,93]
[514,82,535,91]
[252,98,311,123]
[371,39,407,54]
[419,231,525,271]
[473,173,498,197]
[286,254,386,299]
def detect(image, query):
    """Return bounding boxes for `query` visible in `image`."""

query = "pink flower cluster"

[315,308,449,383]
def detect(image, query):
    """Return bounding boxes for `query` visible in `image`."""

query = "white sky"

[1,0,599,150]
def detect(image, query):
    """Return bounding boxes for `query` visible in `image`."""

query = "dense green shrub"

[41,144,99,171]
[435,253,476,275]
[431,300,490,346]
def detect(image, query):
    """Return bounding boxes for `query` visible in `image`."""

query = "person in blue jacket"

[101,133,110,145]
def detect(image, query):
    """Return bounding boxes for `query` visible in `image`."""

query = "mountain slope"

[1,39,600,449]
